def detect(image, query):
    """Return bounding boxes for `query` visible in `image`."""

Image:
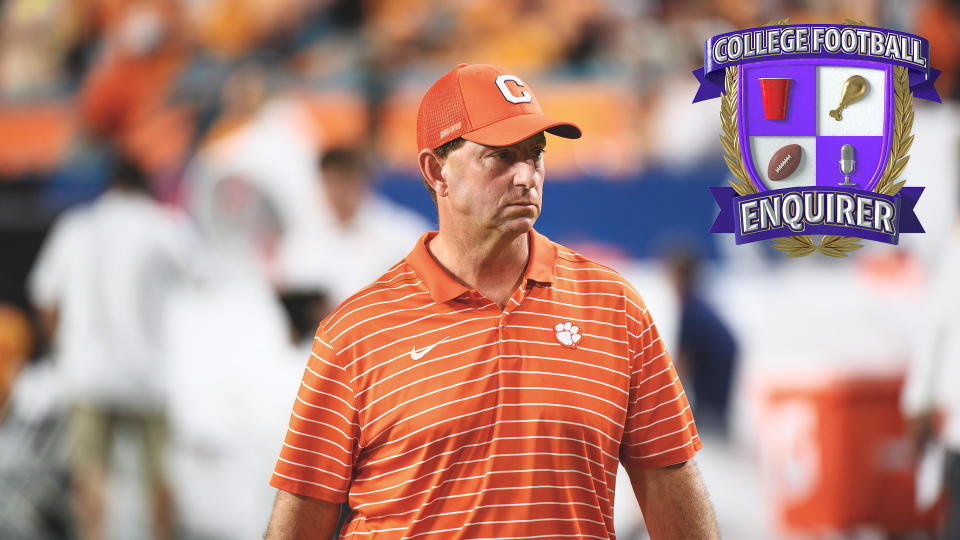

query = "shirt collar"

[405,229,557,304]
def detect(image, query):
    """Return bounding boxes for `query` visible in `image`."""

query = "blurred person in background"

[185,57,322,248]
[901,4,960,536]
[902,190,960,540]
[27,155,193,540]
[78,1,189,159]
[275,146,431,307]
[67,0,202,203]
[78,1,183,134]
[668,250,738,437]
[164,168,311,538]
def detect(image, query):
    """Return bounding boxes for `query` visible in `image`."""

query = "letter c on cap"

[495,75,532,104]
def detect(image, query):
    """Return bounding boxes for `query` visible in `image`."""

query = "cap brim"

[462,113,582,147]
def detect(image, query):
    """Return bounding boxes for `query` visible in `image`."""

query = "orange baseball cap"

[417,63,582,151]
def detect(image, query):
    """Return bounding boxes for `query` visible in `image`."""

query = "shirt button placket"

[498,285,524,350]
[471,291,502,353]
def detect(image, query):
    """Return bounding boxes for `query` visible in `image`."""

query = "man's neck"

[428,228,530,301]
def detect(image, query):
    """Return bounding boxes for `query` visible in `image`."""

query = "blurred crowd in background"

[1,0,960,539]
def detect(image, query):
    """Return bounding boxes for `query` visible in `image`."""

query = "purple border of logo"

[692,24,941,104]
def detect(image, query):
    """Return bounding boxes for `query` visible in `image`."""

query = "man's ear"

[418,148,448,198]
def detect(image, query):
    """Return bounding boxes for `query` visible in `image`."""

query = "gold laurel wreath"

[719,18,914,257]
[875,65,914,196]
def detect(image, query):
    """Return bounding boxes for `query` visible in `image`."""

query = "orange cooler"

[759,373,940,535]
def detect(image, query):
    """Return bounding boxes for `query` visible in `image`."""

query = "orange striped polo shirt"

[271,229,701,539]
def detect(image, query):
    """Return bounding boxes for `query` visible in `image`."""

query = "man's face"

[439,132,546,236]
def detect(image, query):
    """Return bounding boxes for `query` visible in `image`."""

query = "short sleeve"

[270,327,360,503]
[620,292,702,469]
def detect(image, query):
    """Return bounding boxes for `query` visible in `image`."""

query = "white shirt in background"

[28,190,192,412]
[902,226,960,450]
[277,193,432,305]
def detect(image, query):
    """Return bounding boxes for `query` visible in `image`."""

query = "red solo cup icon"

[759,78,792,120]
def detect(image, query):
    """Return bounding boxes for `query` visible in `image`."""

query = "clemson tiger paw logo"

[554,321,582,349]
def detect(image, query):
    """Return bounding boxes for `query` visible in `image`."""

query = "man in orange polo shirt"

[266,64,719,539]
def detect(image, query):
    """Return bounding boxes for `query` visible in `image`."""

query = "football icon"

[767,144,802,181]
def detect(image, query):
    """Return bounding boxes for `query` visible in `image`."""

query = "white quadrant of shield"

[816,66,886,136]
[750,136,816,190]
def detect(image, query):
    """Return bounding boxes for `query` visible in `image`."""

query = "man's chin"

[499,217,537,235]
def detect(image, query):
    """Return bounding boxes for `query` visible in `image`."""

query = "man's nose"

[513,160,540,189]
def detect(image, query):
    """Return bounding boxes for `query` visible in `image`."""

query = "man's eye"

[533,148,545,159]
[495,151,512,160]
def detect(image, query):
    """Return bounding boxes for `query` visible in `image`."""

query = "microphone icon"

[839,144,856,186]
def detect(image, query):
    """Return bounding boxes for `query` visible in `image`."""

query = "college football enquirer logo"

[694,19,941,257]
